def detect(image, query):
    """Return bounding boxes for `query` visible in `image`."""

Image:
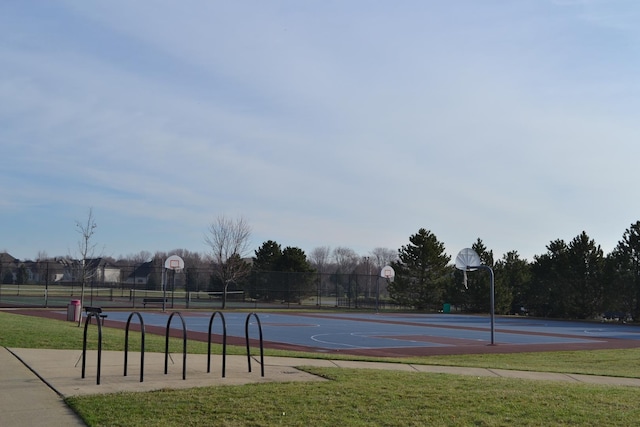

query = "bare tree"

[309,246,331,273]
[204,215,252,309]
[123,250,153,264]
[332,247,359,273]
[75,208,99,326]
[369,247,398,271]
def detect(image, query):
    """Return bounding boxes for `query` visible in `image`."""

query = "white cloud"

[2,1,640,261]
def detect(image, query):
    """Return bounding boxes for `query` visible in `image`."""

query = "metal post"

[44,262,49,308]
[162,267,166,312]
[375,277,380,312]
[470,265,495,345]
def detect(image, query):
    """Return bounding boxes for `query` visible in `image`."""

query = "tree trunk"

[77,279,85,327]
[222,282,228,309]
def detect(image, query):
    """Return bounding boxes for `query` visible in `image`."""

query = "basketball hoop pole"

[467,265,495,345]
[375,277,380,313]
[377,266,395,314]
[162,267,167,312]
[162,255,185,312]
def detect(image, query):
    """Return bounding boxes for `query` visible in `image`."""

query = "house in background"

[0,252,19,283]
[85,258,121,284]
[124,260,157,288]
[123,258,185,290]
[53,258,122,286]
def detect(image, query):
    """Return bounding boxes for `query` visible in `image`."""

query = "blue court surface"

[98,311,640,356]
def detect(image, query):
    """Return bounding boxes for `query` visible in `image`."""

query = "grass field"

[2,310,640,426]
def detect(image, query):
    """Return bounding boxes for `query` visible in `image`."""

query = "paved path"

[4,347,640,426]
[0,348,85,427]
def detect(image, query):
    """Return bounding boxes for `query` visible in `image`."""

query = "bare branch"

[309,246,331,273]
[204,215,252,264]
[74,207,100,326]
[204,215,252,309]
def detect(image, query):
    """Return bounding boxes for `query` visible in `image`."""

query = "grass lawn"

[2,311,640,426]
[65,368,640,427]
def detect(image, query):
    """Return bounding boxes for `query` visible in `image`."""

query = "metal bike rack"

[124,311,146,382]
[164,311,187,380]
[244,312,264,377]
[81,311,103,385]
[207,311,227,377]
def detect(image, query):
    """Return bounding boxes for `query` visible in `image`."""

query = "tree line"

[11,211,640,320]
[389,222,640,321]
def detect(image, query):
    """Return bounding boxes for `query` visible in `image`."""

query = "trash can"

[67,299,81,322]
[443,303,451,314]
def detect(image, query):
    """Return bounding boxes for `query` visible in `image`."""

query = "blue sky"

[2,1,640,262]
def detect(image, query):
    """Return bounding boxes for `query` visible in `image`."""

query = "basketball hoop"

[455,248,481,290]
[455,248,496,345]
[455,248,480,272]
[164,255,185,271]
[380,266,395,282]
[161,255,185,312]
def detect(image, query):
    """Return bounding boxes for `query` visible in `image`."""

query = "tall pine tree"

[607,221,640,319]
[389,228,451,310]
[566,231,604,319]
[495,250,529,315]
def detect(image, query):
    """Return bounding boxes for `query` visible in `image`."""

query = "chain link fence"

[0,262,399,310]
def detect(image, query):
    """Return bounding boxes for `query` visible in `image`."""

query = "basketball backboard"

[455,248,480,271]
[164,255,185,271]
[380,265,395,281]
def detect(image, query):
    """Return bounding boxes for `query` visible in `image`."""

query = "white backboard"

[164,255,185,271]
[380,265,395,281]
[455,248,480,271]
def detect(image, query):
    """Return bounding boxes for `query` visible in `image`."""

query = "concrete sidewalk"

[4,347,640,426]
[0,347,85,427]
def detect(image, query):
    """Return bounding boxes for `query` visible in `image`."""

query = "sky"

[2,0,640,263]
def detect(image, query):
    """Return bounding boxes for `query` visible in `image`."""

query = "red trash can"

[67,299,81,322]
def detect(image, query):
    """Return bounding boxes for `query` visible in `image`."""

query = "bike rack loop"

[244,312,264,377]
[81,311,103,385]
[164,311,187,380]
[124,311,146,382]
[207,311,227,377]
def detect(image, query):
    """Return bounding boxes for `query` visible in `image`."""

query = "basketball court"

[89,311,640,357]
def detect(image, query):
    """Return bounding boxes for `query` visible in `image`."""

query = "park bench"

[142,297,168,308]
[84,306,107,324]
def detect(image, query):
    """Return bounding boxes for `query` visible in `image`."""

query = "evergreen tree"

[389,228,451,310]
[251,242,315,303]
[528,239,569,317]
[530,233,604,319]
[278,247,315,302]
[278,247,313,272]
[608,221,640,319]
[251,240,283,301]
[495,251,530,315]
[253,240,282,271]
[566,231,604,319]
[464,239,494,312]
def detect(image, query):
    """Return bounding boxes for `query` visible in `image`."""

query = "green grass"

[0,311,208,354]
[3,310,640,426]
[401,349,640,378]
[65,368,640,426]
